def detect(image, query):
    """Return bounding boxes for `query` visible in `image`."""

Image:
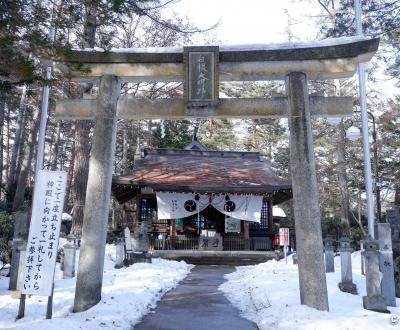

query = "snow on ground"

[220,251,399,330]
[0,244,193,330]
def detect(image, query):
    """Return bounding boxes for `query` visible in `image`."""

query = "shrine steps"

[151,250,280,266]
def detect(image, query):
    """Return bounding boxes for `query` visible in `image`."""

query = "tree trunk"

[12,105,41,211]
[121,123,128,174]
[7,85,27,203]
[193,122,199,141]
[395,181,400,206]
[0,94,5,199]
[15,108,28,181]
[70,3,97,236]
[71,121,91,237]
[336,120,350,236]
[64,139,75,212]
[3,103,10,196]
[51,121,62,170]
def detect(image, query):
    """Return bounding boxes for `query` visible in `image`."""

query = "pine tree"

[153,120,193,149]
[198,119,239,151]
[378,101,400,206]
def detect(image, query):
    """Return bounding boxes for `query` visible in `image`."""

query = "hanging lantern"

[346,126,361,141]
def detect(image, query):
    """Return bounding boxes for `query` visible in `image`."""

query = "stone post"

[9,237,25,290]
[12,241,26,298]
[293,253,298,265]
[376,223,396,306]
[360,239,365,275]
[338,237,357,294]
[73,75,121,312]
[362,239,388,313]
[115,238,124,269]
[8,211,28,290]
[324,237,335,273]
[13,211,29,238]
[286,72,329,311]
[63,235,76,278]
[131,220,152,263]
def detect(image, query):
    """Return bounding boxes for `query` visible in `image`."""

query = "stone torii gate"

[53,36,379,313]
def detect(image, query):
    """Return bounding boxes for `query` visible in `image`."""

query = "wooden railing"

[251,237,273,251]
[150,235,273,251]
[223,236,250,251]
[150,236,199,250]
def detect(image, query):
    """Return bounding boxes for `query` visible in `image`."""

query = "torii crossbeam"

[51,36,379,313]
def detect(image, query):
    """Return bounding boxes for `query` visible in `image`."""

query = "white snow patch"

[0,244,193,330]
[77,36,372,54]
[61,213,72,221]
[220,251,399,330]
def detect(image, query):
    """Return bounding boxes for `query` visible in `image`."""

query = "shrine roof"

[112,148,292,204]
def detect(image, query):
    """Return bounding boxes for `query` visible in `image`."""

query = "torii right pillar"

[286,72,329,311]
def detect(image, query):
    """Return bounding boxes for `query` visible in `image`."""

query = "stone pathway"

[134,265,258,330]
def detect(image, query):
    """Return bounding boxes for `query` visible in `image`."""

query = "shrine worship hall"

[112,141,292,264]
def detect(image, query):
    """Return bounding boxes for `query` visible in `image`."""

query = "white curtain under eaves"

[156,192,209,220]
[211,194,262,222]
[156,192,262,222]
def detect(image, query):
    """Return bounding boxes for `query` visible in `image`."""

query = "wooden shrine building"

[112,142,292,253]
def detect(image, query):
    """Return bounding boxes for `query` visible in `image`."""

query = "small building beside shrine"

[112,141,292,256]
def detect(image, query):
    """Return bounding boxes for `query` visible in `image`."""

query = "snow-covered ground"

[220,251,399,330]
[0,244,192,330]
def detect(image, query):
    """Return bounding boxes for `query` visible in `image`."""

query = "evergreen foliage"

[0,212,13,264]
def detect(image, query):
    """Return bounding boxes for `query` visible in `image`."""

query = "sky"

[170,0,323,44]
[166,0,397,99]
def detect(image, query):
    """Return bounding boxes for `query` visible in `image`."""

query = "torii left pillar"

[286,72,329,311]
[73,75,121,312]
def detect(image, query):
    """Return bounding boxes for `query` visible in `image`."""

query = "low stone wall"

[152,250,279,266]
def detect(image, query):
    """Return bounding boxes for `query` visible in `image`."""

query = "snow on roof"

[76,36,371,54]
[273,206,287,218]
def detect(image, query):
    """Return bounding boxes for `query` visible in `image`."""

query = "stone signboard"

[21,171,67,296]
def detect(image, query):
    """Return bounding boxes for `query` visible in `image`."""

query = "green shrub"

[349,226,367,250]
[0,212,14,264]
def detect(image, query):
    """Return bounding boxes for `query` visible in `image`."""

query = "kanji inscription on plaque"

[184,46,218,108]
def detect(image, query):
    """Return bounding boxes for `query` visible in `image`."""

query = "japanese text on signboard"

[22,171,67,296]
[279,228,290,247]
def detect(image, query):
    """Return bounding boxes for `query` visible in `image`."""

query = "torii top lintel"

[54,36,379,82]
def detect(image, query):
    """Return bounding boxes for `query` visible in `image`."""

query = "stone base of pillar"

[124,252,152,265]
[339,282,357,294]
[114,239,125,269]
[292,253,298,265]
[11,249,26,299]
[325,250,335,273]
[8,238,24,291]
[63,236,77,278]
[363,295,389,313]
